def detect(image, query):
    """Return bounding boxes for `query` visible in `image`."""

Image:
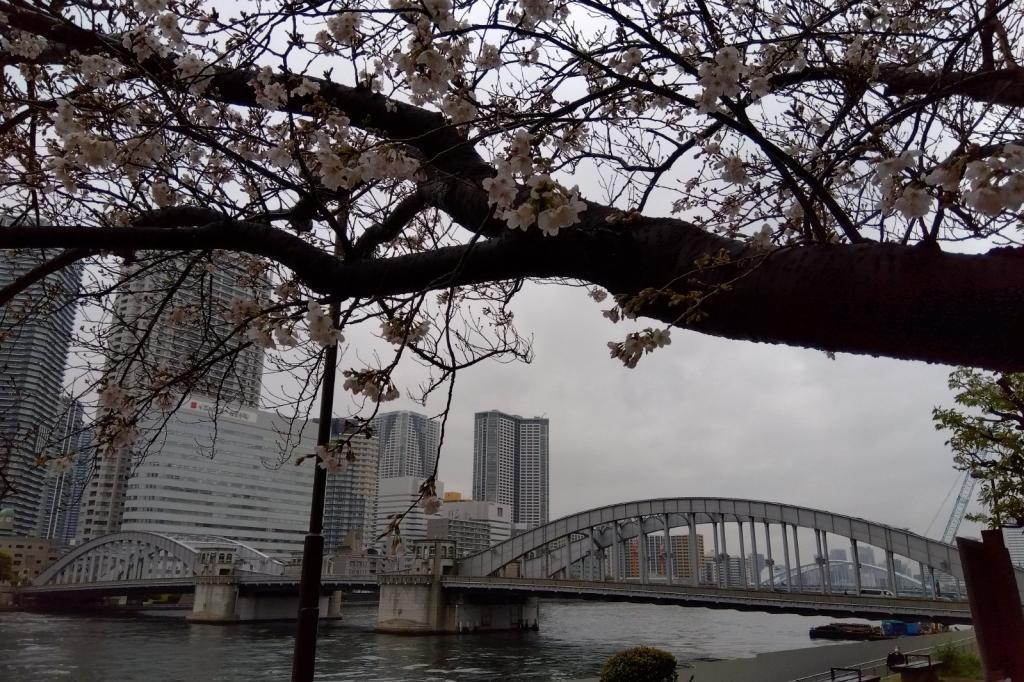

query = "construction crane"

[940,472,977,544]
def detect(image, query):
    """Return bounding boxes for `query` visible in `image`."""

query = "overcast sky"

[325,280,977,541]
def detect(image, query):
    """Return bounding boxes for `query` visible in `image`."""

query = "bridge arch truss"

[461,498,986,600]
[34,532,282,586]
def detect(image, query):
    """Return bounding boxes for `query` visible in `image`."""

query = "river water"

[1,603,865,681]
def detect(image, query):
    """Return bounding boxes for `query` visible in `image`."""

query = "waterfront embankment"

[680,629,974,681]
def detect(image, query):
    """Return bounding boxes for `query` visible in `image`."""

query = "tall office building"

[370,411,440,479]
[36,398,93,544]
[376,475,445,548]
[79,253,267,541]
[473,411,549,529]
[323,419,379,552]
[0,240,81,535]
[118,396,316,557]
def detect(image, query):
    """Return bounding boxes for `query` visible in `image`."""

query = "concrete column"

[688,515,699,586]
[886,549,897,595]
[612,525,621,581]
[781,524,793,592]
[822,532,832,593]
[327,590,345,619]
[190,578,240,623]
[638,518,648,585]
[792,525,803,590]
[711,519,721,587]
[764,521,775,589]
[662,514,673,584]
[850,538,862,594]
[544,543,550,578]
[737,521,748,589]
[749,518,759,590]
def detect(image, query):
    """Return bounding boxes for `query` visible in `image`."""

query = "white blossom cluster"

[873,145,1024,220]
[607,328,672,368]
[326,13,362,46]
[380,318,430,345]
[419,478,442,514]
[96,382,139,451]
[228,296,262,324]
[1,30,48,59]
[316,137,419,191]
[871,150,934,219]
[342,369,401,402]
[697,47,748,113]
[959,145,1024,216]
[50,100,117,174]
[483,131,587,236]
[249,66,289,110]
[306,301,342,346]
[316,443,349,474]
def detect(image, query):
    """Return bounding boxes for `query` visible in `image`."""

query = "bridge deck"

[441,577,972,624]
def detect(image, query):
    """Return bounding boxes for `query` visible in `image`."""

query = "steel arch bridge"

[34,531,284,586]
[460,497,1021,602]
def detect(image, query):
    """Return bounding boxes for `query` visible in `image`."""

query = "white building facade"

[119,397,316,557]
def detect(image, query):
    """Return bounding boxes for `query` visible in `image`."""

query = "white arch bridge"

[444,497,1024,623]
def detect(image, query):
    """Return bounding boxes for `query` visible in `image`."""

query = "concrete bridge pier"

[189,575,240,623]
[376,575,539,634]
[189,576,339,624]
[377,539,541,634]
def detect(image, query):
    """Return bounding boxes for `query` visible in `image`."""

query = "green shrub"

[600,646,678,682]
[936,643,983,679]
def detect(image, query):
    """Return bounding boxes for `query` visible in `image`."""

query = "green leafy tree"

[933,369,1024,527]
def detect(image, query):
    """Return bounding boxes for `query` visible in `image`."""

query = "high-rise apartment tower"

[0,239,81,535]
[370,411,440,480]
[323,418,380,552]
[472,410,549,530]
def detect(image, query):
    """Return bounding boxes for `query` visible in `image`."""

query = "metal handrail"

[788,633,975,682]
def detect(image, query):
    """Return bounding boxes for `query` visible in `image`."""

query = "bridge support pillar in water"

[189,576,240,623]
[376,576,539,634]
[377,539,540,634]
[189,577,338,624]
